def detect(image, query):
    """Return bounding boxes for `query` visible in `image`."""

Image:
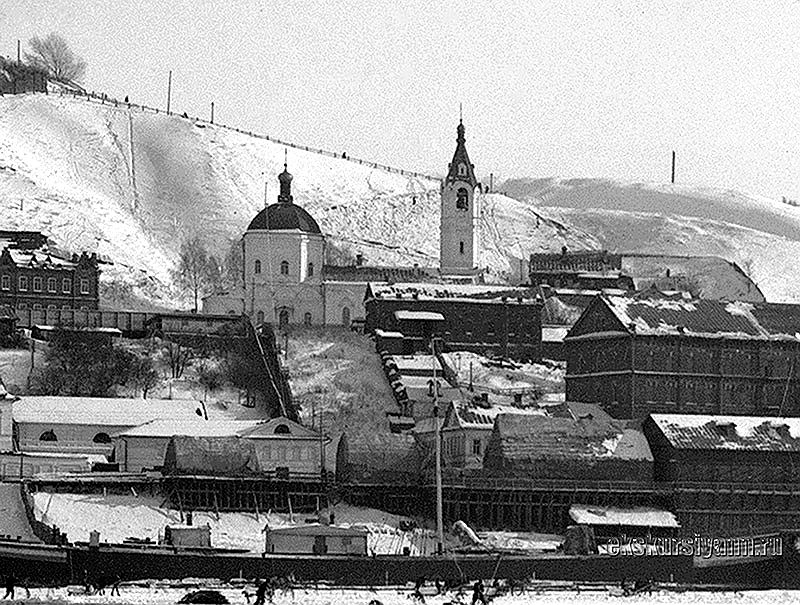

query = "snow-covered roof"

[586,295,800,342]
[116,419,266,438]
[447,402,545,430]
[13,397,218,427]
[649,413,800,452]
[542,326,569,342]
[569,505,679,528]
[367,282,536,302]
[6,249,77,269]
[392,354,442,372]
[393,310,445,322]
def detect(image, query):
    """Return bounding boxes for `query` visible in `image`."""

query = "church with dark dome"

[203,119,482,327]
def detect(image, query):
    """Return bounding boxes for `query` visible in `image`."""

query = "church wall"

[202,292,244,315]
[243,231,324,287]
[323,282,368,326]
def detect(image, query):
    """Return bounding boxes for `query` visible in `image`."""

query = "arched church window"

[342,306,350,326]
[304,312,312,326]
[456,188,469,210]
[39,430,57,442]
[256,310,265,324]
[280,261,289,276]
[254,260,261,274]
[308,262,314,277]
[279,309,289,328]
[93,432,111,444]
[459,241,465,255]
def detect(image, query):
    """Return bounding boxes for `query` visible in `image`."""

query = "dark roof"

[163,436,262,475]
[589,295,800,341]
[336,431,420,485]
[485,403,652,465]
[649,414,800,452]
[529,250,621,272]
[323,265,438,283]
[445,121,478,187]
[247,203,322,234]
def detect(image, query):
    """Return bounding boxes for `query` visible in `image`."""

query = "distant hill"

[502,178,800,302]
[0,94,595,308]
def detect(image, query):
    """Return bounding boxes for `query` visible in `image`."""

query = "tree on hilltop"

[24,33,86,83]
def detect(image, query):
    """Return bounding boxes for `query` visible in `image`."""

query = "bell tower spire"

[277,149,293,204]
[440,111,479,277]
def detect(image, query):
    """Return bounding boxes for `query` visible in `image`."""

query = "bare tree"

[24,33,86,83]
[173,237,222,311]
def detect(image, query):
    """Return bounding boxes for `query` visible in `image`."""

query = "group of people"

[409,577,490,604]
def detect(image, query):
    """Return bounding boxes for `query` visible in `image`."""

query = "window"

[303,312,312,326]
[459,241,465,255]
[33,304,42,310]
[62,278,71,294]
[0,275,8,291]
[18,276,28,291]
[456,187,469,210]
[307,262,314,277]
[472,439,482,456]
[256,310,264,324]
[254,259,261,274]
[47,305,56,310]
[17,303,26,310]
[274,424,290,435]
[80,279,89,294]
[341,306,350,326]
[32,276,42,291]
[279,309,289,328]
[47,277,56,292]
[39,430,57,442]
[93,432,111,444]
[280,261,289,275]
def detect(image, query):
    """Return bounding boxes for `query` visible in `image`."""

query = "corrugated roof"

[650,414,800,452]
[13,397,223,426]
[569,505,679,528]
[597,296,800,341]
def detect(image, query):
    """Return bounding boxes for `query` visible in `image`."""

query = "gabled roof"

[649,414,800,452]
[117,417,320,440]
[486,403,652,464]
[441,401,545,431]
[569,294,800,342]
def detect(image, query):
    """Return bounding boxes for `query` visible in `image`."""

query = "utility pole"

[17,40,20,63]
[432,337,444,555]
[166,70,172,115]
[671,150,676,184]
[210,101,214,124]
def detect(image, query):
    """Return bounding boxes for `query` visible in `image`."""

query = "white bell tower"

[440,115,479,276]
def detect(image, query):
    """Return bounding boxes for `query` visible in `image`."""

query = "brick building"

[364,283,542,360]
[0,248,99,311]
[565,293,800,418]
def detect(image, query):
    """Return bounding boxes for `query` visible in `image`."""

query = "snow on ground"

[444,351,565,396]
[32,493,436,555]
[0,94,596,308]
[13,585,800,604]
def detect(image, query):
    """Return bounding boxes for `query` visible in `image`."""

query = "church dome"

[246,203,322,234]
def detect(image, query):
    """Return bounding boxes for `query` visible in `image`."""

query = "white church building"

[203,119,483,326]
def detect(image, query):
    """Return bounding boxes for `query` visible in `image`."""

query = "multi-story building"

[0,234,100,311]
[565,293,800,418]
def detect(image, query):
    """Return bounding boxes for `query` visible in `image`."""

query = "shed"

[569,505,679,539]
[162,524,212,548]
[163,436,262,476]
[264,524,368,555]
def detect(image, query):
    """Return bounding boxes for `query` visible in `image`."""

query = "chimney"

[355,253,363,267]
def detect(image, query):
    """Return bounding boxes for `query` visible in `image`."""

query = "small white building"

[265,524,368,555]
[118,416,324,475]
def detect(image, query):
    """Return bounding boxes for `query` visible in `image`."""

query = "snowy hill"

[503,178,800,302]
[0,94,595,307]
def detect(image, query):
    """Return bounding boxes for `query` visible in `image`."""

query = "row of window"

[39,430,110,443]
[253,260,314,277]
[17,303,90,310]
[254,307,352,327]
[1,275,90,294]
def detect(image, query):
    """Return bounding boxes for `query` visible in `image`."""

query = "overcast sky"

[2,1,799,200]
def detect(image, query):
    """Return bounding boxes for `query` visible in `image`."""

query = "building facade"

[565,294,800,418]
[0,248,99,311]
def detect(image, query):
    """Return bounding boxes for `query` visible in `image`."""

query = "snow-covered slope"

[503,178,800,302]
[0,94,595,307]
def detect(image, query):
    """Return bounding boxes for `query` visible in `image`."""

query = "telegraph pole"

[210,101,214,124]
[17,40,20,63]
[166,71,172,114]
[671,151,676,184]
[432,337,444,555]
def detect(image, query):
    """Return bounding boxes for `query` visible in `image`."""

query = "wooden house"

[643,413,800,484]
[565,293,800,418]
[264,524,368,555]
[482,402,653,482]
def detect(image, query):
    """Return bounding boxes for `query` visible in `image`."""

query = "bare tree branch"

[24,33,86,83]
